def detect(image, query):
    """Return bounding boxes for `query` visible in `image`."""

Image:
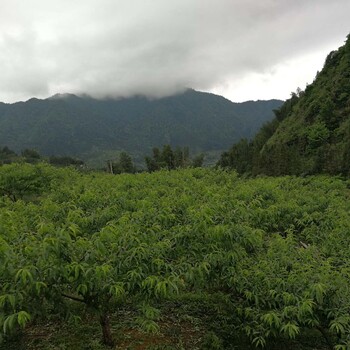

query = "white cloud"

[0,0,349,102]
[210,42,345,101]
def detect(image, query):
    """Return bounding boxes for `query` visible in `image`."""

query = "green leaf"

[311,283,326,304]
[108,284,125,300]
[252,336,266,348]
[17,311,31,328]
[15,268,33,285]
[261,312,280,328]
[3,314,17,334]
[281,322,300,339]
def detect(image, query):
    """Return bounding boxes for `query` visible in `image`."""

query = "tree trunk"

[317,326,333,350]
[100,313,114,347]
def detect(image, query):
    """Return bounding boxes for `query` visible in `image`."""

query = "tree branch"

[61,292,86,303]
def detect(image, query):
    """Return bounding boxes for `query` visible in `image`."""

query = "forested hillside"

[0,90,281,166]
[219,35,350,176]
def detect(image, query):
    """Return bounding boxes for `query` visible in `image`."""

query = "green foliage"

[111,152,135,174]
[49,155,84,167]
[201,332,223,350]
[21,149,41,163]
[0,163,55,201]
[0,147,18,165]
[217,138,252,173]
[0,146,85,168]
[306,120,330,148]
[145,145,204,171]
[191,153,205,168]
[219,34,350,176]
[1,165,350,348]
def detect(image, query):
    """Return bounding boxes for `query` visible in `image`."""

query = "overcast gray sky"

[0,0,349,103]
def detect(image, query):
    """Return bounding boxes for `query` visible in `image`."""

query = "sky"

[0,0,349,103]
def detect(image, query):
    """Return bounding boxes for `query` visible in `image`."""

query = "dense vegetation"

[219,35,350,176]
[0,146,84,168]
[0,90,282,167]
[145,145,204,172]
[1,164,350,349]
[0,145,203,174]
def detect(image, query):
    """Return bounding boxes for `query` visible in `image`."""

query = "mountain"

[0,89,282,166]
[219,34,350,176]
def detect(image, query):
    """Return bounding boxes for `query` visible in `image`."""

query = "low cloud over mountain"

[0,0,349,102]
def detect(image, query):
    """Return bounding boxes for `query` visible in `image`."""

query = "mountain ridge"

[0,89,282,166]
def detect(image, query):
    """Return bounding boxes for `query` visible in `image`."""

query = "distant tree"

[174,147,184,168]
[1,146,17,156]
[145,145,173,172]
[161,145,175,170]
[152,147,161,163]
[217,139,252,174]
[295,87,304,97]
[112,152,136,174]
[191,153,205,168]
[306,121,330,149]
[145,147,163,172]
[145,156,160,173]
[49,156,84,167]
[0,146,18,165]
[319,98,338,130]
[21,149,41,163]
[119,152,135,173]
[145,145,204,172]
[174,146,191,168]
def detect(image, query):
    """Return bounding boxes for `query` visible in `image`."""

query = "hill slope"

[219,34,350,176]
[0,89,282,165]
